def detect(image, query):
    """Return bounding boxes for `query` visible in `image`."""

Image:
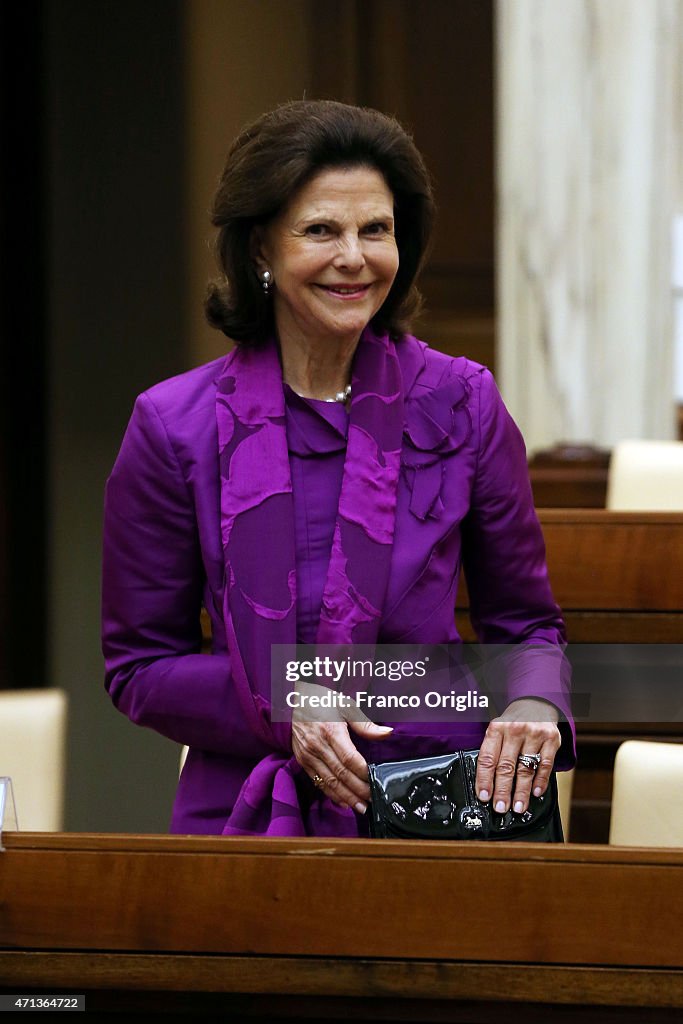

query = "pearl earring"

[261,270,272,295]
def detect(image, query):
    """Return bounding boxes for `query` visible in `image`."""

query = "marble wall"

[496,0,683,452]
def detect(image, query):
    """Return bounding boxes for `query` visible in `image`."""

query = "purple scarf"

[215,328,404,835]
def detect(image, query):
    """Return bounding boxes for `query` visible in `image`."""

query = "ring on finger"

[311,773,325,788]
[517,753,541,772]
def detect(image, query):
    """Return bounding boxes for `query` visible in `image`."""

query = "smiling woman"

[102,100,574,838]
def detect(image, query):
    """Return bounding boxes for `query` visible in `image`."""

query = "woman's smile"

[315,282,372,299]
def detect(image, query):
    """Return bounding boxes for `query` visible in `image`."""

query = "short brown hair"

[205,99,435,344]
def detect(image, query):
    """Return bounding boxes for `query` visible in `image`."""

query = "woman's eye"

[305,223,330,237]
[364,222,390,235]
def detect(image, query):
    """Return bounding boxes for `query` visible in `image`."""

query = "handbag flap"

[369,751,469,838]
[368,749,560,840]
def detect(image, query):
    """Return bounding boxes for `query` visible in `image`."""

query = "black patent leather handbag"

[368,749,564,842]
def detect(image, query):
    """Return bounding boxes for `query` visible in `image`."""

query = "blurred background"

[1,0,681,833]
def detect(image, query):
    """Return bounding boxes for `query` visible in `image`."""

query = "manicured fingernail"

[479,789,489,802]
[354,801,367,814]
[514,801,524,813]
[376,726,393,733]
[495,800,506,813]
[533,786,542,797]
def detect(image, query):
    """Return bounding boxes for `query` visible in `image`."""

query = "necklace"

[289,383,351,404]
[324,384,352,404]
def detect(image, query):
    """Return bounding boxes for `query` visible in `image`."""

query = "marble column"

[496,0,683,452]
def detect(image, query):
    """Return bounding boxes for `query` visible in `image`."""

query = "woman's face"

[253,165,399,349]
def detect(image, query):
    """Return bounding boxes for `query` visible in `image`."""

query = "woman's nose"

[334,234,366,270]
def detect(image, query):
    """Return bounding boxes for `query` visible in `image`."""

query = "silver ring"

[517,753,542,771]
[312,774,324,788]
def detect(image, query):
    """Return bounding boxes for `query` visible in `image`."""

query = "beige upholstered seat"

[0,689,68,831]
[609,740,683,846]
[606,440,683,510]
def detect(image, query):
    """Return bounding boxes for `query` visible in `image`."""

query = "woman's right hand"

[291,684,393,814]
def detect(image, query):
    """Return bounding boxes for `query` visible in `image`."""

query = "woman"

[102,100,574,836]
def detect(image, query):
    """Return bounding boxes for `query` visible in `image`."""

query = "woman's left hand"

[474,698,561,814]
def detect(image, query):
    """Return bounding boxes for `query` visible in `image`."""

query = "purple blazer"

[102,336,574,834]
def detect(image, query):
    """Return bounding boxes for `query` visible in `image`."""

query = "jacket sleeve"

[102,391,266,758]
[460,369,575,765]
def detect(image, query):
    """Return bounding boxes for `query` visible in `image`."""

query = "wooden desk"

[1,833,682,1020]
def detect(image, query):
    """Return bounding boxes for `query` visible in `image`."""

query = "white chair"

[0,689,68,831]
[609,740,683,846]
[606,440,683,510]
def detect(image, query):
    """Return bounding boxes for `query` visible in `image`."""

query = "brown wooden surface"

[529,444,610,508]
[557,611,683,644]
[2,953,683,1011]
[540,510,683,614]
[456,511,683,621]
[1,834,682,966]
[1,835,682,1017]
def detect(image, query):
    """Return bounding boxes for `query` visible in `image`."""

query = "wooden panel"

[538,511,683,612]
[529,444,610,509]
[457,611,683,644]
[2,836,683,1017]
[559,612,683,644]
[310,0,496,334]
[355,1,495,297]
[530,467,609,509]
[455,511,683,619]
[1,952,683,1011]
[2,835,683,971]
[414,311,495,368]
[308,0,363,104]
